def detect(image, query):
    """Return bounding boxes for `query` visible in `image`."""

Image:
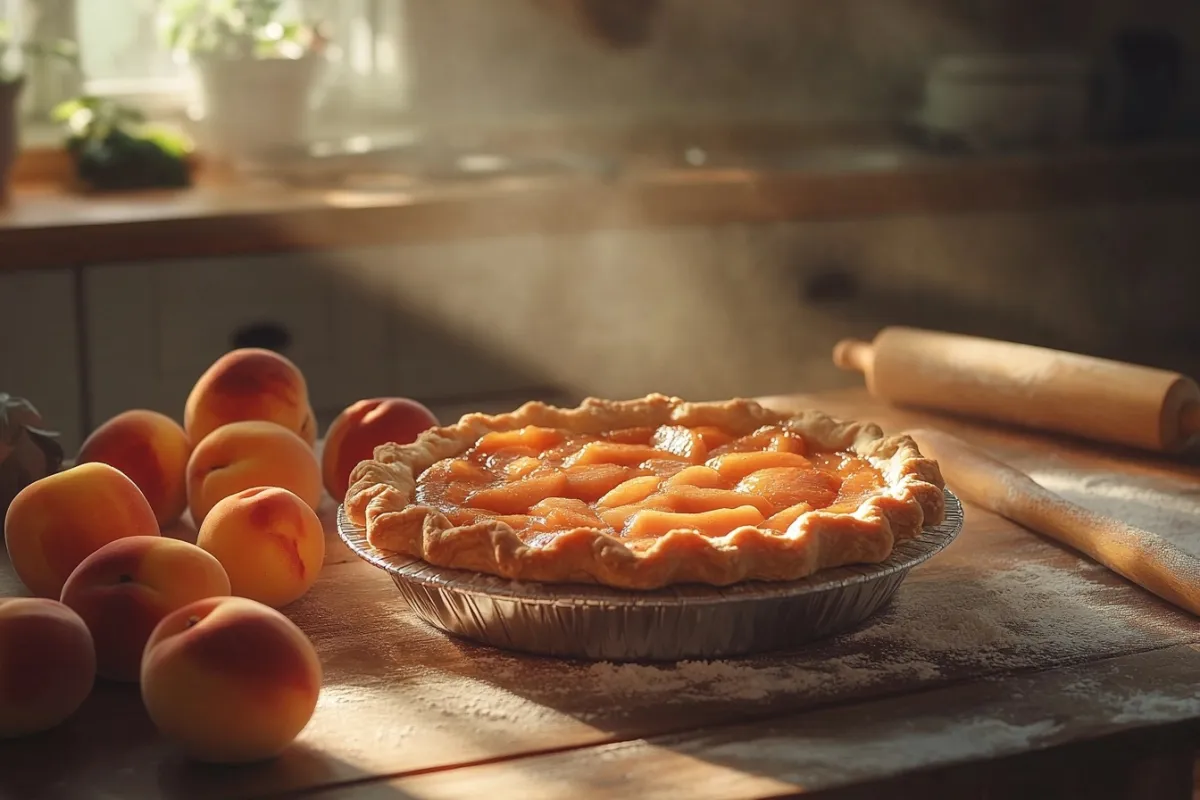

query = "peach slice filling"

[476,426,565,454]
[566,442,688,468]
[596,475,663,508]
[625,506,764,539]
[415,423,885,541]
[466,473,567,515]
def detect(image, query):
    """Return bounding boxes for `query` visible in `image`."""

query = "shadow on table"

[156,745,417,800]
[0,685,417,800]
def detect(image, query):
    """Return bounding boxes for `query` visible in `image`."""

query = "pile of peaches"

[0,348,438,763]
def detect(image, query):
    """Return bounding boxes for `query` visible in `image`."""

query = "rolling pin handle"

[832,338,875,375]
[1180,401,1200,439]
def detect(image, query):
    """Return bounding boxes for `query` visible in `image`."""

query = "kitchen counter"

[2,388,1199,799]
[2,140,1199,273]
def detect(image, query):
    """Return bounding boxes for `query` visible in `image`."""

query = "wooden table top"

[2,388,1199,800]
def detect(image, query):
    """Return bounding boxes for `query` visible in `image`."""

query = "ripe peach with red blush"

[185,348,315,446]
[322,397,439,500]
[60,536,231,682]
[77,409,192,526]
[197,486,325,608]
[140,596,322,763]
[186,421,322,527]
[4,463,160,598]
[0,598,96,738]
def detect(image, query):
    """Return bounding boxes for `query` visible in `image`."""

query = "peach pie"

[344,395,945,590]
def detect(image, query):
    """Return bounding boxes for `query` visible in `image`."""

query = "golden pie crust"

[344,394,945,590]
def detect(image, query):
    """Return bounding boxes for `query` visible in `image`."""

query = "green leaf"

[141,124,195,157]
[50,97,88,122]
[53,90,196,191]
[161,0,317,57]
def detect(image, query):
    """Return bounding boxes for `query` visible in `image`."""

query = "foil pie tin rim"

[336,488,963,607]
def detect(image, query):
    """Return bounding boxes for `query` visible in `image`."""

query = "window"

[79,0,180,91]
[4,0,411,139]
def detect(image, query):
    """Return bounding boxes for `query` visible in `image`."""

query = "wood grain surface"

[322,644,1200,800]
[1,390,1199,800]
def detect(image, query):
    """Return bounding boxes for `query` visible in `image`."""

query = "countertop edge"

[2,143,1199,272]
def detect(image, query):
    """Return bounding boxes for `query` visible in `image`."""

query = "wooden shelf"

[2,142,1199,272]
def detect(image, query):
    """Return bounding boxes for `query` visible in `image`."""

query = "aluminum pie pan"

[337,489,963,661]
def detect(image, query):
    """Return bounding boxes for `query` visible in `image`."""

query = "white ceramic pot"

[192,55,322,161]
[0,78,23,204]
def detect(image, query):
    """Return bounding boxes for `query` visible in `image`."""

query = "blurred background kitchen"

[1,0,1198,450]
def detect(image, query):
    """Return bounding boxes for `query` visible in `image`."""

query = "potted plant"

[160,0,327,161]
[53,95,195,192]
[0,21,76,202]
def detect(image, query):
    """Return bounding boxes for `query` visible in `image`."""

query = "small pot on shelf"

[191,54,323,163]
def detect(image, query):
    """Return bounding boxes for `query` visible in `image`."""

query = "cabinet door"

[363,235,562,401]
[0,270,82,450]
[84,251,394,432]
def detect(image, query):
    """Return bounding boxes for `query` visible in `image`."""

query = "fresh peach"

[0,598,96,737]
[184,348,315,447]
[60,536,231,682]
[4,463,160,598]
[322,398,439,500]
[197,487,324,608]
[186,421,322,527]
[141,596,321,763]
[77,410,192,527]
[300,404,317,447]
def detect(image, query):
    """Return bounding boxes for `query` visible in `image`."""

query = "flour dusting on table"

[415,671,569,727]
[1062,679,1200,726]
[843,464,1200,668]
[845,556,1181,669]
[704,718,1062,775]
[1029,468,1200,555]
[579,653,941,703]
[1110,691,1200,723]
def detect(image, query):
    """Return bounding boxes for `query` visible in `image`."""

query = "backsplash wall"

[401,0,1200,128]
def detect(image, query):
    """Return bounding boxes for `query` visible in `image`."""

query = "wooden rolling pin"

[909,428,1200,617]
[833,327,1200,453]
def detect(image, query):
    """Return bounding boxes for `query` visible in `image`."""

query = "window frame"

[14,0,410,141]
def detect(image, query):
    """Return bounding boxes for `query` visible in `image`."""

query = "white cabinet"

[0,270,83,450]
[82,245,562,432]
[83,251,398,430]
